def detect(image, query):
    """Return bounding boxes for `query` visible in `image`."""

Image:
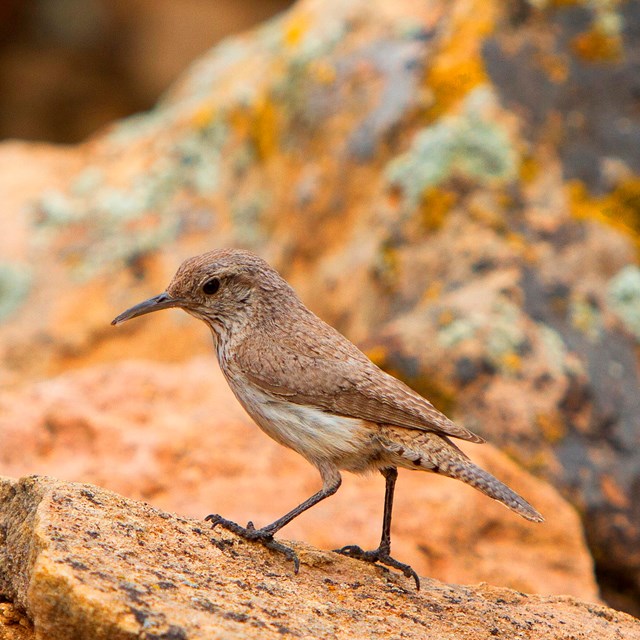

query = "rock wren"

[112,248,543,589]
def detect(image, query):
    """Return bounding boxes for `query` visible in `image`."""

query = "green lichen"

[437,316,478,348]
[569,297,603,342]
[485,299,527,373]
[0,263,31,322]
[538,323,568,373]
[230,191,271,248]
[34,113,228,278]
[105,110,167,147]
[437,298,527,375]
[71,166,104,197]
[175,118,227,195]
[37,190,77,225]
[385,88,517,209]
[607,265,640,340]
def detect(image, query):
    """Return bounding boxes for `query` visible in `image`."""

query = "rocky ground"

[2,476,638,640]
[0,0,639,632]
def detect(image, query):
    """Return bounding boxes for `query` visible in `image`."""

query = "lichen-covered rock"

[2,476,639,640]
[0,358,597,601]
[0,0,639,614]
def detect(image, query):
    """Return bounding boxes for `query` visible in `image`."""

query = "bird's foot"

[333,544,420,590]
[205,514,300,573]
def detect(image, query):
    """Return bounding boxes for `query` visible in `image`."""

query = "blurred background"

[0,0,640,624]
[0,0,292,142]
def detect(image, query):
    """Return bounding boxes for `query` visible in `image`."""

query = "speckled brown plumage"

[112,248,543,589]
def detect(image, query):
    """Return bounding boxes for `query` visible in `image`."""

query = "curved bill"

[111,292,182,326]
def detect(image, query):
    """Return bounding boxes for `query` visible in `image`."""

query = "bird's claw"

[204,513,223,528]
[205,514,299,573]
[334,544,421,590]
[205,514,270,540]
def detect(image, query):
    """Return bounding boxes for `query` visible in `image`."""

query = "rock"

[2,476,638,640]
[0,603,32,640]
[0,0,638,613]
[0,358,598,601]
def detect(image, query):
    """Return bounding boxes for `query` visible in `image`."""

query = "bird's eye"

[202,277,220,295]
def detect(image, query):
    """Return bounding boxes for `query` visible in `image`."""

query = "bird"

[112,248,543,589]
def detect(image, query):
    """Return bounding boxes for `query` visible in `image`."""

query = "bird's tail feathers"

[439,460,544,523]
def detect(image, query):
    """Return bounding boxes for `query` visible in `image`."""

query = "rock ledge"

[1,476,638,640]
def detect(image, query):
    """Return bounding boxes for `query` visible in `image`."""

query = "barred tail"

[441,460,544,522]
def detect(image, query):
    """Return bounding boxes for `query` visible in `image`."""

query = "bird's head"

[111,248,293,337]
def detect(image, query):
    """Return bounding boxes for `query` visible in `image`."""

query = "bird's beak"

[111,292,183,326]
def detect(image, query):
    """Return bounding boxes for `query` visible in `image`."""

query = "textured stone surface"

[0,603,32,640]
[0,0,638,613]
[0,358,597,601]
[2,476,638,640]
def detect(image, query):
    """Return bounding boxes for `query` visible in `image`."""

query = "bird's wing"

[235,330,484,444]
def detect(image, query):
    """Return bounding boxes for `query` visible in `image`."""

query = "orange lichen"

[549,0,581,8]
[438,309,456,327]
[426,58,488,120]
[571,28,623,63]
[191,105,218,129]
[498,351,522,374]
[423,280,444,302]
[519,155,540,184]
[568,178,640,251]
[283,13,310,48]
[537,52,570,84]
[506,231,538,263]
[408,375,458,416]
[424,0,498,120]
[536,411,567,444]
[364,344,389,368]
[228,106,252,139]
[612,178,640,231]
[308,59,336,85]
[228,94,280,160]
[419,187,457,231]
[251,96,279,160]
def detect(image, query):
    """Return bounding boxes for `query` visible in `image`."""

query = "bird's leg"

[206,469,342,573]
[334,467,420,589]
